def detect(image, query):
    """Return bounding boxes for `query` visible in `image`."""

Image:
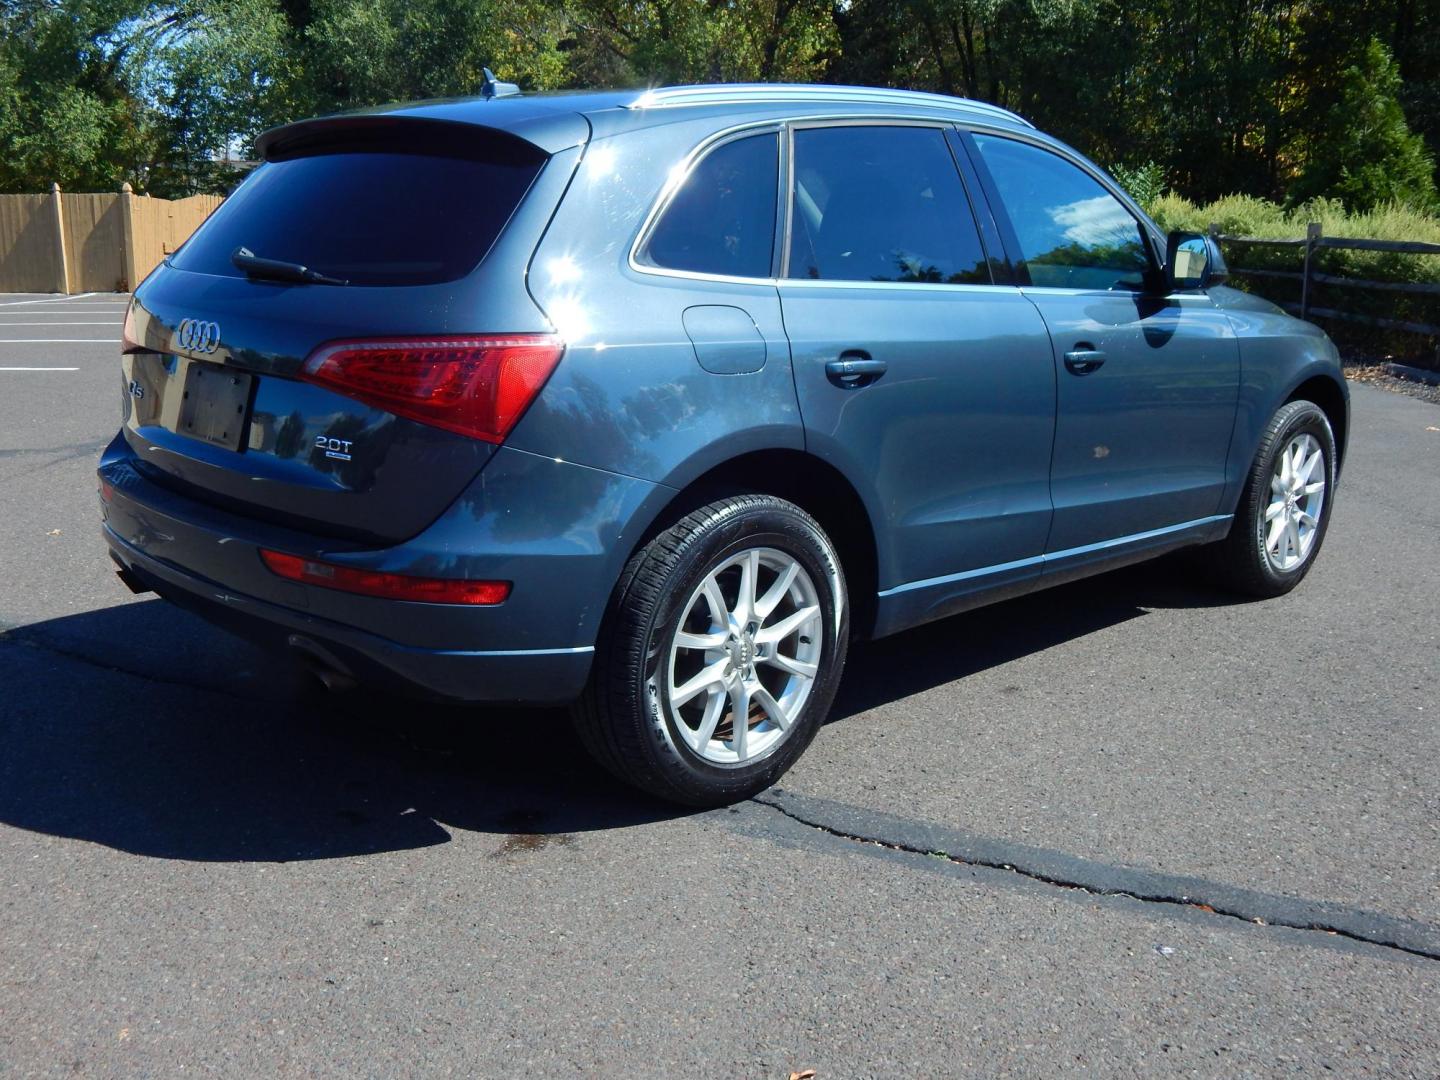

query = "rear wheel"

[1208,399,1337,597]
[574,495,848,807]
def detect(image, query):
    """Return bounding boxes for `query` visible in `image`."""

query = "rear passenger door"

[964,132,1240,561]
[777,122,1057,624]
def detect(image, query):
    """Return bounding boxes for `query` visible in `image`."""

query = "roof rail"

[625,83,1034,128]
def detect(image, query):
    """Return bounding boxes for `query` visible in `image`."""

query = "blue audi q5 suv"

[101,83,1349,805]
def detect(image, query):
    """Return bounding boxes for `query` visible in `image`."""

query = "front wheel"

[1208,399,1337,597]
[574,495,849,807]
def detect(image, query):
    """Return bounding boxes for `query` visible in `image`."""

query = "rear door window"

[637,133,780,279]
[170,143,545,287]
[971,135,1152,291]
[785,125,990,284]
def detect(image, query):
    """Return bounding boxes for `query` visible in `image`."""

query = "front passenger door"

[966,133,1240,559]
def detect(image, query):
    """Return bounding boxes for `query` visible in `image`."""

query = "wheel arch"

[623,449,882,640]
[1284,373,1349,473]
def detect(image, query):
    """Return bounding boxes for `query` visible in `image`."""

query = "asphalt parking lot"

[1,291,1437,1077]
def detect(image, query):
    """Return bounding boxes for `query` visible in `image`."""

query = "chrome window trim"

[626,113,1134,292]
[1016,285,1218,304]
[781,280,1021,295]
[779,117,979,283]
[962,126,1168,266]
[627,121,785,287]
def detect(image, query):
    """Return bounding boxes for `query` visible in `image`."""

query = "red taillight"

[260,550,510,605]
[300,334,564,443]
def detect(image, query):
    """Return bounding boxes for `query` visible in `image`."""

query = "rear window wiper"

[231,246,349,286]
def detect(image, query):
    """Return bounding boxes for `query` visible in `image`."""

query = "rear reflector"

[260,549,510,605]
[121,306,142,354]
[300,334,563,443]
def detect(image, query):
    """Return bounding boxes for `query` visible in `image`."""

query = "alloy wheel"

[662,547,823,765]
[1264,432,1326,572]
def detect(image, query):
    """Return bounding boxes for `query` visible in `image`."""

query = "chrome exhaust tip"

[287,634,357,693]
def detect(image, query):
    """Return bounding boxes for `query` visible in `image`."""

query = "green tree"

[1291,39,1437,210]
[122,0,294,195]
[296,0,565,113]
[558,0,837,85]
[0,0,155,191]
[830,0,1293,200]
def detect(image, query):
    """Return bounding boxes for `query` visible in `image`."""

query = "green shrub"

[1147,192,1440,361]
[1148,193,1439,280]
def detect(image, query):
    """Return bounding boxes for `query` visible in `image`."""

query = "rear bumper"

[105,526,593,703]
[99,432,671,705]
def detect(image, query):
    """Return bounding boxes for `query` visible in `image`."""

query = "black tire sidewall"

[1242,402,1337,591]
[636,500,848,799]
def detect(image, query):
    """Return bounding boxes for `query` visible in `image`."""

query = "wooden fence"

[1209,223,1440,339]
[0,184,222,294]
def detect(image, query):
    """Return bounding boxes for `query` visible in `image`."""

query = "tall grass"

[1149,193,1440,277]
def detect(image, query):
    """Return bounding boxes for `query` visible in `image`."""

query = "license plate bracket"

[177,362,252,451]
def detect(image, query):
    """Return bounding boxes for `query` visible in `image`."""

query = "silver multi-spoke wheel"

[577,494,846,806]
[663,547,822,765]
[1264,432,1327,572]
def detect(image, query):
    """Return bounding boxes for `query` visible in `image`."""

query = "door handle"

[1063,347,1107,375]
[825,354,887,389]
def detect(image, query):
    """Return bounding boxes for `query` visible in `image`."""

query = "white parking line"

[0,293,99,306]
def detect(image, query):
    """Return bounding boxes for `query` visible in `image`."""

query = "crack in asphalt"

[0,439,108,461]
[0,440,109,487]
[8,623,1438,964]
[752,790,1440,963]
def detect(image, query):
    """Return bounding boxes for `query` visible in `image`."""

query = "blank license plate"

[177,362,252,451]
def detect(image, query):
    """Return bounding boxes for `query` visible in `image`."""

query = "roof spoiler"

[255,115,546,163]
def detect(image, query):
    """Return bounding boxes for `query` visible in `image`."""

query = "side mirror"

[1165,231,1228,291]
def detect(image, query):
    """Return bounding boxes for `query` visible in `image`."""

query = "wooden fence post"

[119,182,139,293]
[49,182,71,295]
[1300,221,1322,321]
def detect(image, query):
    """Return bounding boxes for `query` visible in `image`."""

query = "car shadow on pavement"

[0,555,1247,863]
[1,598,666,863]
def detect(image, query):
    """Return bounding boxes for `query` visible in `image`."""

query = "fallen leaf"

[789,1071,818,1080]
[1195,904,1215,913]
[47,529,62,536]
[1426,426,1439,433]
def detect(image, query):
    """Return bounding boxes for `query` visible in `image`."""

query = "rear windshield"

[170,146,544,287]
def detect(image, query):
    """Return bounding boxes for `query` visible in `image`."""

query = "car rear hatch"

[120,114,578,545]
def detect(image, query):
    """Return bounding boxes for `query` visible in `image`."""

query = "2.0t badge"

[316,435,354,461]
[175,318,221,354]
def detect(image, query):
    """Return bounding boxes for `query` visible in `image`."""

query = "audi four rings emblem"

[176,318,221,354]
